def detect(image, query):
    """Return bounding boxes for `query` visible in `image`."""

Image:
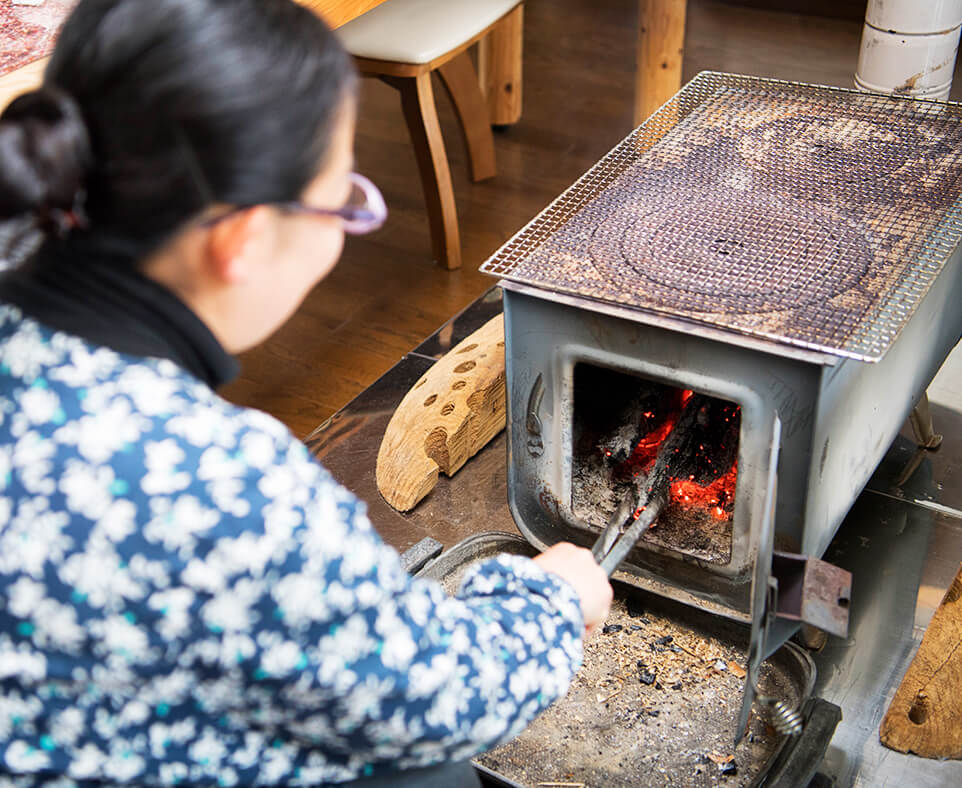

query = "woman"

[0,1,612,786]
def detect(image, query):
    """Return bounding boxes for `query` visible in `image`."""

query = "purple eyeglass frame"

[200,172,387,235]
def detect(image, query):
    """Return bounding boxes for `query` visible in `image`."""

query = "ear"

[203,206,273,284]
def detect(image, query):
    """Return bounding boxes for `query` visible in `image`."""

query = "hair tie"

[39,189,89,238]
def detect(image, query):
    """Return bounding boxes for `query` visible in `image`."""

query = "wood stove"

[481,73,962,666]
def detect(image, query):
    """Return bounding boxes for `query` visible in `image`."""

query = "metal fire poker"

[591,393,707,575]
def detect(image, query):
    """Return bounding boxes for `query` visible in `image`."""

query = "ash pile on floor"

[474,596,797,788]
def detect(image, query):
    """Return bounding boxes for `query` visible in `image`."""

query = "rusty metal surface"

[481,72,962,361]
[770,552,852,639]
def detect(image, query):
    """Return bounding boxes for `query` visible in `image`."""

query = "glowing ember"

[617,389,692,477]
[605,391,740,526]
[572,364,740,564]
[670,462,738,521]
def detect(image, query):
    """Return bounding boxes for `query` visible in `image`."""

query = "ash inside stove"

[571,364,740,564]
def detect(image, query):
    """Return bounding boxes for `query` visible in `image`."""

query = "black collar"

[0,240,239,388]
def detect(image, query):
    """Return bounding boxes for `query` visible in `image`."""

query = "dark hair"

[0,0,356,260]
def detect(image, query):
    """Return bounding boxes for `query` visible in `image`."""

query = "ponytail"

[0,86,91,236]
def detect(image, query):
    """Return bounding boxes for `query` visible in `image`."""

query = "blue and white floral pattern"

[0,305,585,786]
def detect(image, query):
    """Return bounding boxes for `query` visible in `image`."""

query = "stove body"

[483,72,962,624]
[501,266,961,620]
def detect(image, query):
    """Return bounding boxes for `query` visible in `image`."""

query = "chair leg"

[437,52,497,183]
[387,72,461,270]
[478,3,524,126]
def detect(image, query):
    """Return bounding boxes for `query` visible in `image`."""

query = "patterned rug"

[0,0,76,78]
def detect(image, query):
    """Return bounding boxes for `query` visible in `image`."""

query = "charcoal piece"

[626,598,646,618]
[630,624,644,632]
[639,671,656,685]
[719,760,738,776]
[671,682,683,690]
[655,635,674,646]
[602,624,623,634]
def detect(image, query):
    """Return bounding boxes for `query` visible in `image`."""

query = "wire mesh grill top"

[481,72,962,361]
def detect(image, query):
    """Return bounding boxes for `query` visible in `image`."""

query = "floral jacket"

[0,305,584,786]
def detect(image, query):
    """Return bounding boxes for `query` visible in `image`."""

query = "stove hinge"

[770,551,852,640]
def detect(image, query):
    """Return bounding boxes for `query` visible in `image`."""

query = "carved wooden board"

[880,563,962,759]
[376,315,505,511]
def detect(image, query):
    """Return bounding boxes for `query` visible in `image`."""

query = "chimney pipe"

[855,0,962,99]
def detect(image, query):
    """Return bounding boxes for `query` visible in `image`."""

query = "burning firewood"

[593,392,739,574]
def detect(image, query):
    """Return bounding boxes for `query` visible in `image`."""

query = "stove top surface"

[481,72,962,361]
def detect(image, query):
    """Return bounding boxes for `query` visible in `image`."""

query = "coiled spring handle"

[756,693,803,736]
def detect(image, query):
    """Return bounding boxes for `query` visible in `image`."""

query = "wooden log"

[376,315,506,511]
[879,563,962,759]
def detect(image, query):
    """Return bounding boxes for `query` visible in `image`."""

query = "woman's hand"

[533,542,613,637]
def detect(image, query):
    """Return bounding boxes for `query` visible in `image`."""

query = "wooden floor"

[220,0,962,438]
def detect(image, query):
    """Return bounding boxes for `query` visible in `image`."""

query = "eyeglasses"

[200,172,387,235]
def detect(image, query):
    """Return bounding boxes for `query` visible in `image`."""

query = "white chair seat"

[337,0,520,64]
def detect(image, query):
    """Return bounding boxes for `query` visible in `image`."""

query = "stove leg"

[894,448,928,489]
[909,391,942,450]
[796,624,829,653]
[893,392,943,487]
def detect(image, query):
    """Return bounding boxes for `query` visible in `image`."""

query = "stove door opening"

[571,363,741,565]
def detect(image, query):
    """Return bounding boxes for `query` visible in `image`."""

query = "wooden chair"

[338,0,524,270]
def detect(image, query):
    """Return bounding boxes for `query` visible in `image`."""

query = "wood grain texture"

[296,0,388,28]
[635,0,687,125]
[880,563,962,759]
[478,4,524,125]
[391,71,462,270]
[437,51,498,182]
[376,315,505,511]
